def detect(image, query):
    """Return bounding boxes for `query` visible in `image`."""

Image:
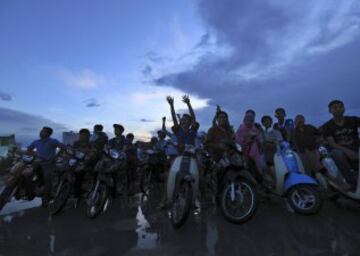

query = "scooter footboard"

[284,172,318,193]
[167,156,199,203]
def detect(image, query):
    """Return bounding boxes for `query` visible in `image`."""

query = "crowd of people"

[24,96,359,207]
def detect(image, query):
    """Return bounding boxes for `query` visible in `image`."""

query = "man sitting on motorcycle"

[27,126,66,207]
[321,100,359,185]
[73,128,93,201]
[109,124,126,152]
[124,133,138,194]
[167,95,200,148]
[206,107,235,161]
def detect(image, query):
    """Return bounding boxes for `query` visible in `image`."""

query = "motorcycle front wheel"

[170,181,193,229]
[220,179,257,224]
[86,182,109,219]
[287,184,322,215]
[49,176,72,216]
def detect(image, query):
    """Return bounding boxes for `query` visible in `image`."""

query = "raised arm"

[182,95,196,124]
[166,96,178,127]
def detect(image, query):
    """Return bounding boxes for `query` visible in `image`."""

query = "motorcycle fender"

[284,172,318,193]
[98,175,114,187]
[237,170,257,185]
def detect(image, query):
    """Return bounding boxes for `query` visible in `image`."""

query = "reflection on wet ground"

[0,185,360,256]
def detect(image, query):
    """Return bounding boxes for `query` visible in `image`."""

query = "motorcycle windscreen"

[284,172,318,192]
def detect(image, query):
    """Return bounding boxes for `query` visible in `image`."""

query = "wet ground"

[1,185,360,256]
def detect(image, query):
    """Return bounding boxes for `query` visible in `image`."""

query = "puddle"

[0,197,42,216]
[135,206,159,250]
[206,222,218,256]
[49,234,56,254]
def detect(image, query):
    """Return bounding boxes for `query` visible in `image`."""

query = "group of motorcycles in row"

[0,139,359,229]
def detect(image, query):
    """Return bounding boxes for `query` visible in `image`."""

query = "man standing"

[27,127,66,207]
[321,100,359,185]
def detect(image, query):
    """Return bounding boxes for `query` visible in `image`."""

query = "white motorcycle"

[315,145,360,201]
[167,144,199,228]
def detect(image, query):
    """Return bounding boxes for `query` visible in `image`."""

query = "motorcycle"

[259,141,322,215]
[86,148,127,218]
[0,152,61,212]
[139,148,167,195]
[315,145,360,201]
[49,147,92,215]
[166,144,199,228]
[203,143,258,224]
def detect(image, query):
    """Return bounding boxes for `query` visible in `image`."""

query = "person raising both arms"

[166,95,200,148]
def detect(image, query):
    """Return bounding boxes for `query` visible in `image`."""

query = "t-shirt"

[322,116,359,149]
[73,141,91,151]
[274,119,294,142]
[109,136,126,151]
[91,131,108,151]
[172,122,200,146]
[293,125,320,153]
[206,125,235,158]
[262,128,283,144]
[28,138,65,161]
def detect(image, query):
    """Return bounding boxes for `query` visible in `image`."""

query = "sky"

[1,0,360,145]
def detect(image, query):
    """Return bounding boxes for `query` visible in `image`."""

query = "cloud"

[154,0,360,126]
[144,51,172,63]
[142,65,153,77]
[0,107,68,145]
[58,69,104,89]
[83,98,101,108]
[0,91,13,101]
[140,118,156,123]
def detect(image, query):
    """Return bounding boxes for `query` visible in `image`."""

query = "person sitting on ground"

[321,100,359,185]
[27,126,66,207]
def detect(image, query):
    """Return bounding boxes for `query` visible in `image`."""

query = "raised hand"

[216,104,221,113]
[182,95,190,104]
[162,116,166,122]
[166,96,174,105]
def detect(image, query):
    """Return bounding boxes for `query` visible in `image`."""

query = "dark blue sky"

[1,0,359,144]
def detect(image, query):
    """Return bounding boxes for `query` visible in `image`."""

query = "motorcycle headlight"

[184,144,196,154]
[110,149,120,159]
[75,151,85,160]
[318,146,328,156]
[67,148,74,155]
[22,155,34,163]
[69,158,77,166]
[235,143,242,152]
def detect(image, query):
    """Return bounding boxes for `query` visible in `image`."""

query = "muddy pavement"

[1,186,360,256]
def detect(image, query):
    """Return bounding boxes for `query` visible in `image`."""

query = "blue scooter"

[262,141,322,215]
